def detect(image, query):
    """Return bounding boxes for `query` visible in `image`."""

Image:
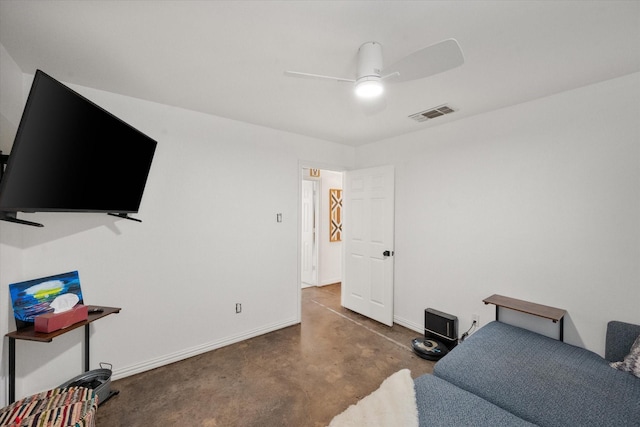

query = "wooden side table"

[5,306,120,403]
[483,294,566,341]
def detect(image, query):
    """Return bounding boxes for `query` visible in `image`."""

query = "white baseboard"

[112,318,300,381]
[393,315,422,334]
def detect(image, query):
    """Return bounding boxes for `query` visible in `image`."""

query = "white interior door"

[342,165,395,326]
[301,180,318,287]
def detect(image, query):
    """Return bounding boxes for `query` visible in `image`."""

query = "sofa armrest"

[605,321,640,362]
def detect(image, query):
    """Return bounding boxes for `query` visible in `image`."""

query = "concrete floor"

[97,284,434,426]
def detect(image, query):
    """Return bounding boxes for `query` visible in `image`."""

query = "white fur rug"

[328,369,419,427]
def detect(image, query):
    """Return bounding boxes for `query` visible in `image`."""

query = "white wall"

[0,66,355,402]
[356,72,640,356]
[318,170,343,286]
[0,44,25,407]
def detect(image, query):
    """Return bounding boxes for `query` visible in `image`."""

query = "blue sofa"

[414,320,640,426]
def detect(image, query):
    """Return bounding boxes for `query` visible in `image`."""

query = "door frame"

[297,161,346,323]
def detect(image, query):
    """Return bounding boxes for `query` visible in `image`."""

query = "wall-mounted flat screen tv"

[0,70,157,218]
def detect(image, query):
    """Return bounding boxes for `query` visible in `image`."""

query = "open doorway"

[300,167,343,291]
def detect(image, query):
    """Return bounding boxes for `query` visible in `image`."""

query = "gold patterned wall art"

[329,188,342,242]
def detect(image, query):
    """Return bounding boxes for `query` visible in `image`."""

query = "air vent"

[409,104,456,122]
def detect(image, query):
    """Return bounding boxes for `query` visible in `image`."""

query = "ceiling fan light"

[355,78,384,98]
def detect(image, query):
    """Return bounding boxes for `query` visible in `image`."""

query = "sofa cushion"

[606,320,640,362]
[610,334,640,378]
[433,321,640,427]
[414,374,536,427]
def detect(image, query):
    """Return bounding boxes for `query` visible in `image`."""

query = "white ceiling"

[1,1,639,147]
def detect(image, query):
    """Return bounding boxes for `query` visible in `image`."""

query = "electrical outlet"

[472,314,480,326]
[236,303,242,314]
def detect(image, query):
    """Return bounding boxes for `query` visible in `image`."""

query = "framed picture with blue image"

[9,270,84,330]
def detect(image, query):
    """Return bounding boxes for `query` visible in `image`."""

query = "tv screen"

[0,70,157,215]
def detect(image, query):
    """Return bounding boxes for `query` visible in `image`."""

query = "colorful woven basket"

[0,387,97,427]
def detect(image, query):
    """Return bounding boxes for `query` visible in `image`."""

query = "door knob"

[383,250,394,257]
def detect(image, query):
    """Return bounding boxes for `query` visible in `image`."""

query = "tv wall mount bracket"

[0,150,8,182]
[107,213,142,223]
[0,153,38,226]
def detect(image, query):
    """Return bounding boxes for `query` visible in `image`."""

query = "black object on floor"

[411,337,449,360]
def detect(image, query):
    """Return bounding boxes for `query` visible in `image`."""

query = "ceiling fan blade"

[383,39,464,83]
[284,70,355,83]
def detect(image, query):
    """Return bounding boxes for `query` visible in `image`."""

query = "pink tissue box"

[35,304,88,333]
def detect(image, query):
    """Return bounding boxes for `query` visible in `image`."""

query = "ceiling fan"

[284,39,464,100]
